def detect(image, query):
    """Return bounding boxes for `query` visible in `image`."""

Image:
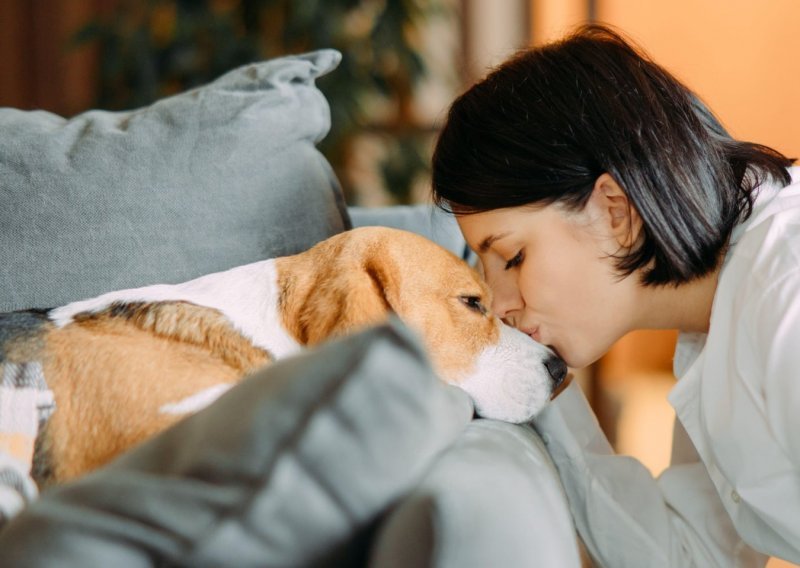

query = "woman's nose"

[487,270,524,320]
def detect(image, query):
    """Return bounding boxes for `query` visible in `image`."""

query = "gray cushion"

[0,50,350,312]
[368,420,582,568]
[0,319,474,567]
[349,205,471,260]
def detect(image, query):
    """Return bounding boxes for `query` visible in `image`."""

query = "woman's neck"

[632,265,722,333]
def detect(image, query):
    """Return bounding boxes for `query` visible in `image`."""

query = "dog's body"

[0,227,565,484]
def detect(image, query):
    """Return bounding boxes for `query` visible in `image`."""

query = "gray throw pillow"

[0,50,350,312]
[0,319,474,567]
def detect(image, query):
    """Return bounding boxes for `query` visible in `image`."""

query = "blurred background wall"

[2,1,796,199]
[1,2,797,565]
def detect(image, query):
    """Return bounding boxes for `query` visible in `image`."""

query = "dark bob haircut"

[431,24,794,286]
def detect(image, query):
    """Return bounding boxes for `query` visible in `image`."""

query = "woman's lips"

[522,326,542,343]
[522,326,562,360]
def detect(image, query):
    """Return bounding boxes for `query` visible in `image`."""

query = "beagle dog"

[3,227,566,484]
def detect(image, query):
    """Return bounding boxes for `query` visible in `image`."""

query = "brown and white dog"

[6,227,566,484]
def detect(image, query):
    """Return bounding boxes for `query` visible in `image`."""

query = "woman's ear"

[585,173,642,249]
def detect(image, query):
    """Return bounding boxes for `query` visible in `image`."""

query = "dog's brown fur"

[39,303,269,483]
[276,228,498,379]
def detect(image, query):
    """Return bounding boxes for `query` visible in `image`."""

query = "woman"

[432,24,799,567]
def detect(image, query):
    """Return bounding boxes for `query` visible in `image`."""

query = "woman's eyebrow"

[478,231,512,253]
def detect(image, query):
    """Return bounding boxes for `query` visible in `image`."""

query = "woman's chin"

[559,347,601,371]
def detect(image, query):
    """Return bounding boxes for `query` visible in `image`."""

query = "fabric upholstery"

[0,50,350,312]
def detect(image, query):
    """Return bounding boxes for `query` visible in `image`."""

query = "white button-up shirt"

[534,167,800,567]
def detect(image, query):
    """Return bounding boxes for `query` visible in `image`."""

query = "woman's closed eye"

[505,250,524,270]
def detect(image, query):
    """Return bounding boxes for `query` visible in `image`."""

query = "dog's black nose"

[544,356,568,388]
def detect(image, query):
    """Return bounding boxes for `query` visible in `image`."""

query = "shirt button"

[541,433,551,445]
[731,490,741,503]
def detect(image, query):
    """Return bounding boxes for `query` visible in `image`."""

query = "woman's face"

[457,201,641,369]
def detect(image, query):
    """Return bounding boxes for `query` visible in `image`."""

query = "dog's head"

[276,226,566,423]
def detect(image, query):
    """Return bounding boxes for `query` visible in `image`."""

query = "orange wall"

[595,0,799,161]
[530,0,587,45]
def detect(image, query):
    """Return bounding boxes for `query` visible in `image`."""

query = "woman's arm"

[533,380,768,568]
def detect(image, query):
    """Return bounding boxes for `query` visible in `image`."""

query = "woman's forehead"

[457,206,546,233]
[457,210,523,254]
[458,205,589,250]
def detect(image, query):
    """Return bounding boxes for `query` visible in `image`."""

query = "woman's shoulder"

[725,168,800,282]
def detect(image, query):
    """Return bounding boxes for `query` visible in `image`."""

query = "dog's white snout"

[453,324,557,423]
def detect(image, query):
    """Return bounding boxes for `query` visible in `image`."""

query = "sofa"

[0,49,582,567]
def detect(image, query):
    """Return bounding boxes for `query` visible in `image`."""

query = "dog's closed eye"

[459,295,488,316]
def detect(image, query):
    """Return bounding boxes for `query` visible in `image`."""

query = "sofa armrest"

[369,419,582,567]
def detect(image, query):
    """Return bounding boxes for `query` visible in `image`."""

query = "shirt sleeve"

[747,271,800,554]
[757,273,800,469]
[532,380,768,568]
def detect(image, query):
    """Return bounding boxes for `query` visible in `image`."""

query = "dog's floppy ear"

[277,233,403,346]
[364,254,403,313]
